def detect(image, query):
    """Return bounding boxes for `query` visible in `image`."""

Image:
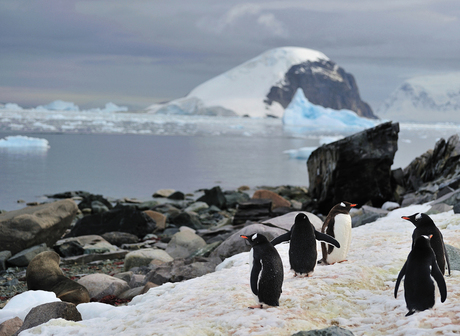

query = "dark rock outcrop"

[65,207,156,238]
[265,59,377,119]
[307,121,399,214]
[0,200,78,255]
[196,186,227,209]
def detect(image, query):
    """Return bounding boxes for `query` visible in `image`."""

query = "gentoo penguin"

[402,213,451,275]
[394,235,447,316]
[319,201,356,265]
[271,213,340,277]
[241,233,284,308]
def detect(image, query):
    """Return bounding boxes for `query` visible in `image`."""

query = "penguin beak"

[401,216,409,220]
[351,204,357,207]
[241,235,248,239]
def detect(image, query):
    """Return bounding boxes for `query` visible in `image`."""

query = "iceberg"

[0,103,23,111]
[86,102,129,113]
[282,88,378,131]
[0,135,50,149]
[35,100,80,112]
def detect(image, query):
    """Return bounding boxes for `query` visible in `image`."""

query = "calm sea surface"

[1,123,459,211]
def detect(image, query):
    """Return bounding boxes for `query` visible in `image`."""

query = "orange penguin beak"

[401,216,410,220]
[351,204,357,207]
[241,235,248,239]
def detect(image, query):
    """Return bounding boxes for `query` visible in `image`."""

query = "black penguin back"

[289,213,317,274]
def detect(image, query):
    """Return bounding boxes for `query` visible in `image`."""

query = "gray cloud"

[1,0,460,110]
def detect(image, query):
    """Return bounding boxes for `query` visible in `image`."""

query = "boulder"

[143,257,222,285]
[77,194,113,213]
[402,134,460,192]
[153,189,175,198]
[0,200,78,255]
[77,274,130,300]
[165,230,207,259]
[101,232,139,247]
[168,211,203,230]
[167,191,185,200]
[252,189,291,209]
[65,207,156,238]
[0,317,22,336]
[142,211,167,230]
[307,121,399,214]
[196,186,227,209]
[210,223,286,260]
[445,244,460,271]
[124,248,173,271]
[224,191,250,209]
[262,211,323,231]
[7,243,49,267]
[233,199,272,225]
[14,302,81,335]
[54,235,118,258]
[351,206,389,228]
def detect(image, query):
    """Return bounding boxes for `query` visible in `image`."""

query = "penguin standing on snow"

[241,233,284,308]
[394,235,447,316]
[319,201,356,265]
[271,213,340,277]
[402,213,451,275]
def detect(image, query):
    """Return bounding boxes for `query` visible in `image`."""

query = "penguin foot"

[317,259,330,265]
[248,304,263,309]
[405,310,416,317]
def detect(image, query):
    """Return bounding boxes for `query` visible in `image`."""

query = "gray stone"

[54,235,117,257]
[0,251,12,271]
[14,302,81,336]
[210,224,286,260]
[224,191,250,208]
[307,121,399,214]
[445,244,460,271]
[77,274,130,300]
[426,203,453,215]
[196,186,227,209]
[117,286,144,300]
[351,206,389,228]
[188,241,222,258]
[101,232,139,247]
[114,271,134,284]
[262,211,323,231]
[165,230,207,259]
[292,326,355,336]
[124,248,173,271]
[454,202,460,214]
[0,199,78,255]
[184,202,209,213]
[7,243,48,267]
[169,211,203,230]
[0,317,22,336]
[60,250,129,265]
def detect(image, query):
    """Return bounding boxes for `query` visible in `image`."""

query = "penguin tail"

[405,310,416,317]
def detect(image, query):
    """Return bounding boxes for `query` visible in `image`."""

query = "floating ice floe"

[0,135,50,149]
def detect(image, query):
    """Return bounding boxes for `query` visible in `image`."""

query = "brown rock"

[252,189,291,209]
[0,317,22,336]
[143,211,166,230]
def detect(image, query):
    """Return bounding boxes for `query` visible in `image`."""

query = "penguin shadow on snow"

[271,213,340,278]
[394,234,447,317]
[241,233,284,309]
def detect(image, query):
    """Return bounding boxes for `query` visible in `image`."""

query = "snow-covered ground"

[3,204,460,336]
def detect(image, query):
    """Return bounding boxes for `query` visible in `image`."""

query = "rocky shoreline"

[1,122,460,335]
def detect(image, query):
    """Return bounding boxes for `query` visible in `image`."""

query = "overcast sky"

[1,0,460,111]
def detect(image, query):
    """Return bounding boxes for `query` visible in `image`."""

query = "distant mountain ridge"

[377,72,460,122]
[147,47,375,119]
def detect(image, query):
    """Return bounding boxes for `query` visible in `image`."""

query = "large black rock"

[65,207,156,238]
[307,121,399,214]
[265,59,377,119]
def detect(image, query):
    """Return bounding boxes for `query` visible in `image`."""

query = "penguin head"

[241,233,269,246]
[401,213,433,227]
[294,213,311,226]
[413,234,433,249]
[333,201,357,213]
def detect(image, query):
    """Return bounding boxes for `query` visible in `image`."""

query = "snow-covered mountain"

[146,47,375,119]
[377,73,460,123]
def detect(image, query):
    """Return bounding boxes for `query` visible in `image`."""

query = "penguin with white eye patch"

[241,233,283,308]
[394,234,447,316]
[319,201,356,265]
[271,213,340,277]
[402,212,451,275]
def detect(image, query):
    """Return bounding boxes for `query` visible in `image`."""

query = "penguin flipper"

[443,242,451,276]
[314,230,340,248]
[394,261,407,298]
[250,258,261,296]
[271,232,291,246]
[431,259,447,303]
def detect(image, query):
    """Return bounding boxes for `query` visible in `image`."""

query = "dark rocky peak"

[265,59,377,119]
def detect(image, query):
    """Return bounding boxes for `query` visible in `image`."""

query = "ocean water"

[0,114,459,211]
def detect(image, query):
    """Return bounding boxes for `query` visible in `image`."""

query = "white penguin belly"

[327,214,351,264]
